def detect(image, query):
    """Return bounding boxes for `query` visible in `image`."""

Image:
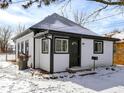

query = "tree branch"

[89,0,124,6]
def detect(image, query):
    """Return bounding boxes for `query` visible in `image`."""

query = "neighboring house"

[105,31,124,65]
[0,40,15,53]
[8,40,15,53]
[13,13,118,73]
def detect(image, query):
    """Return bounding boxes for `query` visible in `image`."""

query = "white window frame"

[42,39,49,53]
[18,43,20,54]
[55,38,68,53]
[21,41,24,53]
[25,40,29,55]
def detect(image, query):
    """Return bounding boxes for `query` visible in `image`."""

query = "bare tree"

[61,10,88,26]
[0,26,11,53]
[73,10,88,26]
[15,24,26,35]
[0,0,124,9]
[0,0,124,23]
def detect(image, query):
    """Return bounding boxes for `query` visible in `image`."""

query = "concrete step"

[66,66,92,73]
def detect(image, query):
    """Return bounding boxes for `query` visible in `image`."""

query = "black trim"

[48,30,119,41]
[42,38,49,54]
[33,33,35,69]
[79,38,83,66]
[54,37,69,54]
[17,42,20,55]
[93,40,104,54]
[50,35,54,73]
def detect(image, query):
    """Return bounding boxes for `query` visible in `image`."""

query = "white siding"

[15,32,114,72]
[15,32,34,67]
[81,38,113,69]
[54,54,69,72]
[35,39,40,68]
[39,38,50,72]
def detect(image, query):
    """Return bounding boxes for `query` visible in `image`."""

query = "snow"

[0,53,15,61]
[112,31,124,40]
[0,54,124,93]
[105,31,124,40]
[32,13,98,36]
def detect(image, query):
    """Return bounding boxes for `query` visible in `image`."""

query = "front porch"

[34,31,82,73]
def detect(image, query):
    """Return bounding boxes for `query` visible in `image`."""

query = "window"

[25,40,29,55]
[94,40,103,54]
[21,42,24,53]
[18,43,20,54]
[55,38,68,53]
[42,39,49,53]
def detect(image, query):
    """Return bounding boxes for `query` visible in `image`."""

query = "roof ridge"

[53,13,90,31]
[30,13,89,30]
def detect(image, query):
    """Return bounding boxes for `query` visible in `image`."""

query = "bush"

[17,53,30,70]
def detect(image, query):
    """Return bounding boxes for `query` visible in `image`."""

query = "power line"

[85,12,123,23]
[47,12,124,30]
[87,21,124,30]
[101,22,124,29]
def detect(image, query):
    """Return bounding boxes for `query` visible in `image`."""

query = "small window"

[42,39,49,53]
[25,40,29,55]
[21,42,24,53]
[94,40,103,54]
[55,38,68,53]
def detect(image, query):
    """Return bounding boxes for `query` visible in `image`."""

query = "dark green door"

[69,38,81,67]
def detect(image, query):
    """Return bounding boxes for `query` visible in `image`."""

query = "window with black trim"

[42,39,49,53]
[94,40,103,54]
[18,43,20,54]
[21,41,24,53]
[25,40,29,55]
[55,38,68,53]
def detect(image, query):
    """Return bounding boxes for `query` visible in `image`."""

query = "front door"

[69,38,81,67]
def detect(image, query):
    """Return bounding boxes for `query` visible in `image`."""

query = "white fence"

[0,53,16,61]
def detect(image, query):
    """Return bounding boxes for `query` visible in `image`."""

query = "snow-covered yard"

[0,55,124,93]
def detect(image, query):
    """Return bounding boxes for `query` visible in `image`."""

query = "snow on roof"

[111,31,124,40]
[31,13,98,36]
[105,31,124,40]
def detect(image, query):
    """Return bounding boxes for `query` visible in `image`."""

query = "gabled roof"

[30,13,98,36]
[13,13,119,41]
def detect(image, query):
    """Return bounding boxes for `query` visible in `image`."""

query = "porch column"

[50,35,54,73]
[33,37,35,69]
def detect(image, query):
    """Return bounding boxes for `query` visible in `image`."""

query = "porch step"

[66,66,92,73]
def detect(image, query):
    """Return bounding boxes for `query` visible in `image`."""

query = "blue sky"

[0,0,124,35]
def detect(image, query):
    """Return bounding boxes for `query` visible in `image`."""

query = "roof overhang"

[12,29,32,41]
[34,29,120,41]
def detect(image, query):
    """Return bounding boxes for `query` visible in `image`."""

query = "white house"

[13,13,118,73]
